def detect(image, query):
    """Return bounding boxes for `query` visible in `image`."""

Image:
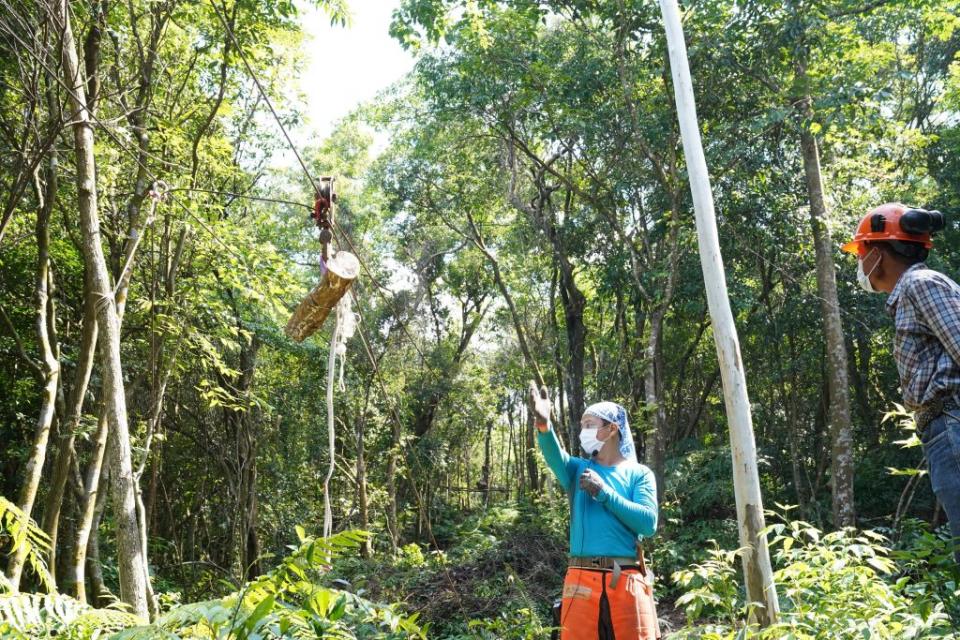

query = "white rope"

[322,277,356,540]
[336,293,356,392]
[322,299,341,541]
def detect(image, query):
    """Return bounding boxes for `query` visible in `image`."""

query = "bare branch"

[0,303,42,377]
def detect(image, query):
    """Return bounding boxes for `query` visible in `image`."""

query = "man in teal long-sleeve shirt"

[529,383,660,640]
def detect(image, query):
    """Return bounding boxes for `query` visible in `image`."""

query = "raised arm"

[537,422,580,492]
[529,381,579,492]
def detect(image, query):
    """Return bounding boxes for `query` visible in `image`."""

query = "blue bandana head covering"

[584,401,637,463]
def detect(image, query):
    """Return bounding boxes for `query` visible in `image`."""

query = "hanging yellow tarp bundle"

[285,177,359,342]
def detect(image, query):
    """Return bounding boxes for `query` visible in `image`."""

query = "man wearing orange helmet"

[842,203,958,557]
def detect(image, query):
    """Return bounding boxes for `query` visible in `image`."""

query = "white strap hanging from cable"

[322,286,356,540]
[336,293,356,391]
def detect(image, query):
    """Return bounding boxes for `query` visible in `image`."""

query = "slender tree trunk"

[72,412,108,603]
[646,310,668,488]
[42,268,97,582]
[549,266,570,449]
[482,420,493,508]
[85,473,111,607]
[659,0,780,622]
[553,195,587,446]
[55,0,150,615]
[849,327,874,434]
[523,402,539,492]
[7,161,62,589]
[356,389,372,558]
[386,417,400,551]
[798,88,856,528]
[506,401,518,498]
[54,481,79,584]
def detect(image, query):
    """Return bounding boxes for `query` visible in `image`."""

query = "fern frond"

[154,598,239,634]
[69,608,143,636]
[0,497,54,592]
[108,626,181,639]
[0,593,88,635]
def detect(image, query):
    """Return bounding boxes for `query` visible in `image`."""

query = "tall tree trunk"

[7,161,62,589]
[849,326,874,434]
[482,420,493,508]
[54,0,149,615]
[386,416,400,551]
[555,190,587,447]
[72,411,108,603]
[798,89,856,528]
[85,473,111,607]
[42,267,97,583]
[523,401,539,492]
[645,309,668,489]
[54,480,79,584]
[356,388,372,558]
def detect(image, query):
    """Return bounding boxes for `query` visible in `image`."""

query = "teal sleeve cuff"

[595,487,610,503]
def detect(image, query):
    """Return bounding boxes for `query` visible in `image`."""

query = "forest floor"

[657,602,687,638]
[324,502,695,637]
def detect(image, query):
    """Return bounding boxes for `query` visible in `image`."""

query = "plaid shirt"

[886,264,960,410]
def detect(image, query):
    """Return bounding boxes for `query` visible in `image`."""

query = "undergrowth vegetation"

[4,442,960,637]
[671,520,960,638]
[0,529,423,639]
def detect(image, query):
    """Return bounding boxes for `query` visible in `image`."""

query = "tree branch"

[0,303,42,377]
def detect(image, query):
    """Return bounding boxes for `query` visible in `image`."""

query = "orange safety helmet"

[841,202,938,256]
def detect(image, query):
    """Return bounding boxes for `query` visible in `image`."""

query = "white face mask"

[579,428,604,457]
[857,248,880,294]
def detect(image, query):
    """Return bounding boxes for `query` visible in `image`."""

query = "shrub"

[671,520,958,639]
[0,529,424,639]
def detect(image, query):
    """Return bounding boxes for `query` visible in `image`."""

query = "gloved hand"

[528,380,551,429]
[579,469,606,498]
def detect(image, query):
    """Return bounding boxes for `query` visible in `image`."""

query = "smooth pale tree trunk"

[131,333,180,618]
[658,0,779,625]
[798,93,856,528]
[54,0,149,617]
[42,270,97,584]
[7,162,62,589]
[72,411,107,603]
[85,471,111,607]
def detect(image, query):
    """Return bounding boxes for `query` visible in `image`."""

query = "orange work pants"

[559,567,659,639]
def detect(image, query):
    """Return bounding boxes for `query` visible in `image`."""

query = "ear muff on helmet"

[901,209,946,235]
[843,204,945,255]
